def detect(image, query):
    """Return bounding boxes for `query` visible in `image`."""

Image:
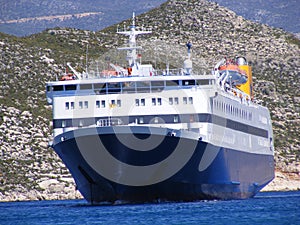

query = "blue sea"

[0,191,299,225]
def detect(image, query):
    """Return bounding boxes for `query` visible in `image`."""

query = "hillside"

[0,0,299,201]
[0,0,166,37]
[208,0,300,34]
[1,0,300,37]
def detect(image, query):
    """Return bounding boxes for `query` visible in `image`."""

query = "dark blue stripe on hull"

[53,129,274,203]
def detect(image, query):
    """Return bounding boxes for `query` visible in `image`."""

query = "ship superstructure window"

[139,117,144,124]
[183,80,195,86]
[183,97,187,104]
[96,100,100,108]
[80,84,92,90]
[65,85,77,91]
[79,101,83,109]
[190,115,195,122]
[136,81,150,93]
[94,83,107,94]
[101,100,105,108]
[169,97,173,105]
[141,99,145,106]
[157,98,162,105]
[117,100,121,107]
[84,101,88,109]
[53,85,63,91]
[166,80,179,86]
[94,83,106,89]
[135,99,140,106]
[189,97,193,104]
[122,82,136,93]
[174,115,179,123]
[108,82,121,94]
[196,79,210,85]
[152,98,156,106]
[213,99,253,121]
[71,102,74,109]
[151,81,164,92]
[65,102,70,110]
[174,97,179,105]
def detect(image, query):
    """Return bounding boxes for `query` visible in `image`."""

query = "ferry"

[46,14,274,203]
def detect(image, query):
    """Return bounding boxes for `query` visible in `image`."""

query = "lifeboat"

[60,73,75,81]
[218,60,247,86]
[214,57,253,97]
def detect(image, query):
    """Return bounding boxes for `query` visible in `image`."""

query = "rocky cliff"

[0,0,299,202]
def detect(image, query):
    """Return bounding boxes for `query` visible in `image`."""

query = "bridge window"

[53,85,63,91]
[183,80,195,86]
[94,83,107,94]
[196,79,210,85]
[65,85,77,91]
[136,81,150,93]
[108,82,121,93]
[80,84,92,90]
[189,97,193,104]
[151,81,164,92]
[166,80,179,86]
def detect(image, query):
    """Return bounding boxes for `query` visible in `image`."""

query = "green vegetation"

[285,34,300,47]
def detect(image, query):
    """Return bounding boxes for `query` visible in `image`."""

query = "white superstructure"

[46,13,273,158]
[46,13,274,203]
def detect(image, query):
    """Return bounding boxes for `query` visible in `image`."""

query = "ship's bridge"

[46,75,216,105]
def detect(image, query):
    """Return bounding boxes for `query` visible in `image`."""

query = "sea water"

[0,191,299,225]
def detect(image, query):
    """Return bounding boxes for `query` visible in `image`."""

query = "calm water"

[0,191,299,225]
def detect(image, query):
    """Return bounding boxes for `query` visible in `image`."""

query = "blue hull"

[53,127,274,203]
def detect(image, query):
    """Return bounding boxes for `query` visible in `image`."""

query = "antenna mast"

[117,12,152,67]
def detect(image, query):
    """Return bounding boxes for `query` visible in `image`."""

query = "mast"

[117,12,152,67]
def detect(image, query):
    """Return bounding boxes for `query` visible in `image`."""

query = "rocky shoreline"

[0,170,299,203]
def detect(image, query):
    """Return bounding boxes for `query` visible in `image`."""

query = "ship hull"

[53,126,274,203]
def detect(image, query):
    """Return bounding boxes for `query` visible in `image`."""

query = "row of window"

[65,101,90,110]
[48,79,214,93]
[54,114,268,138]
[136,97,194,106]
[65,99,121,110]
[65,97,194,110]
[213,100,253,120]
